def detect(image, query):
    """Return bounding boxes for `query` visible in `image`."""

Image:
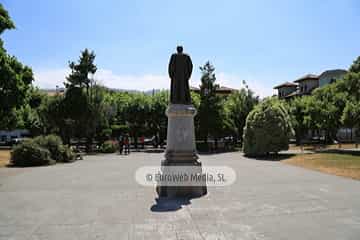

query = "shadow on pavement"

[246,153,296,161]
[150,197,191,212]
[144,149,165,154]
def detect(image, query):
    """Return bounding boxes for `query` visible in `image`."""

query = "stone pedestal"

[157,104,207,198]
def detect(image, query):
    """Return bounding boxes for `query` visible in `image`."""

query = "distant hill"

[40,88,167,96]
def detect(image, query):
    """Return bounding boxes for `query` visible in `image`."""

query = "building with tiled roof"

[273,82,298,99]
[274,69,348,99]
[190,85,237,97]
[318,69,347,87]
[294,74,319,95]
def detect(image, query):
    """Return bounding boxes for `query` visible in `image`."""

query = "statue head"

[176,45,183,54]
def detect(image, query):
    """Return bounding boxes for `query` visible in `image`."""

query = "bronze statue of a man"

[168,46,193,104]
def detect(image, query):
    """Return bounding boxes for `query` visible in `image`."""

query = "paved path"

[1,152,360,239]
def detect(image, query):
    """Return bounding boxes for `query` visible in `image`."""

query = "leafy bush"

[33,135,62,161]
[100,140,117,153]
[33,135,75,162]
[243,98,294,156]
[60,145,76,162]
[11,140,55,167]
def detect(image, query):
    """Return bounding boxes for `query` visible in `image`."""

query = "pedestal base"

[156,104,207,198]
[156,160,207,198]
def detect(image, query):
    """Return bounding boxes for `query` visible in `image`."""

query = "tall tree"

[65,49,97,95]
[0,4,34,129]
[310,84,347,143]
[197,62,228,144]
[124,93,151,148]
[341,99,360,141]
[148,91,168,145]
[225,82,259,143]
[286,96,312,144]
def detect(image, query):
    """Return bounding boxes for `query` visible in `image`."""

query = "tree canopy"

[0,4,34,129]
[0,4,15,35]
[225,82,259,142]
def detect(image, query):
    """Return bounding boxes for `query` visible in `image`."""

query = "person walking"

[124,135,130,155]
[140,135,145,149]
[118,135,124,155]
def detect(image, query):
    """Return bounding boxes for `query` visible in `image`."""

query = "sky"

[2,0,360,97]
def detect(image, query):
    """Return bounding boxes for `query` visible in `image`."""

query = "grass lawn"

[0,149,11,167]
[283,153,360,180]
[289,143,359,151]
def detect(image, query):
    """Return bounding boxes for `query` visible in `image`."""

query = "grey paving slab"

[1,152,360,239]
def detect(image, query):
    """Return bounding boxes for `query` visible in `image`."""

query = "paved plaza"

[1,152,360,239]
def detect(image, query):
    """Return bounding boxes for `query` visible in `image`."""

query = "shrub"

[60,145,76,162]
[11,140,55,167]
[34,135,62,161]
[33,135,75,162]
[100,140,117,153]
[243,98,294,156]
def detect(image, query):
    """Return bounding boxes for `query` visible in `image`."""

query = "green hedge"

[34,135,75,162]
[11,140,55,167]
[10,134,75,167]
[243,99,294,156]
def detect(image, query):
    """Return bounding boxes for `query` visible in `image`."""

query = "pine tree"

[65,49,97,95]
[197,62,226,146]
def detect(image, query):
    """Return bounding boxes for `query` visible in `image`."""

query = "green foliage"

[10,140,55,167]
[99,128,112,143]
[349,56,360,73]
[0,3,15,35]
[100,140,117,153]
[0,37,34,129]
[148,91,168,142]
[310,82,347,142]
[125,93,151,137]
[336,71,360,101]
[61,145,76,163]
[286,96,314,144]
[225,83,259,141]
[341,100,360,129]
[38,94,77,143]
[33,135,75,162]
[0,4,34,130]
[65,49,97,89]
[15,104,42,135]
[110,124,129,136]
[44,50,114,150]
[243,98,294,156]
[190,92,200,109]
[197,62,230,140]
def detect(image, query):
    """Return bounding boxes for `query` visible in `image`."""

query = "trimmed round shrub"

[33,135,74,162]
[11,140,55,167]
[243,99,294,156]
[100,140,117,153]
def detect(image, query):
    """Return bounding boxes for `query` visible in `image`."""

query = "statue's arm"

[168,54,176,79]
[189,56,193,77]
[187,55,193,78]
